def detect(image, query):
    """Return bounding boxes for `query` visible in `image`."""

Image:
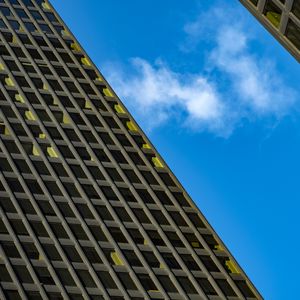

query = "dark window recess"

[136,189,155,204]
[95,205,114,221]
[14,265,34,284]
[81,83,96,95]
[15,76,30,87]
[70,113,85,125]
[39,65,53,75]
[52,163,69,177]
[76,203,93,218]
[88,166,105,180]
[70,224,89,240]
[44,51,59,62]
[89,226,107,242]
[24,22,37,32]
[147,230,165,246]
[178,277,197,294]
[172,192,191,207]
[101,186,118,201]
[151,210,169,225]
[34,36,48,47]
[137,274,157,291]
[158,275,178,293]
[7,178,24,193]
[70,165,87,178]
[143,251,160,268]
[76,147,91,160]
[111,150,127,163]
[285,20,300,50]
[128,151,145,165]
[154,190,172,205]
[31,11,44,20]
[96,271,117,289]
[65,81,79,93]
[216,279,237,297]
[63,182,81,198]
[0,265,12,282]
[30,221,49,237]
[54,66,68,77]
[94,149,110,162]
[105,167,123,182]
[84,247,102,263]
[23,243,39,260]
[49,38,64,49]
[57,203,75,218]
[159,172,177,187]
[82,184,99,198]
[128,229,145,244]
[6,60,19,71]
[48,80,63,91]
[50,222,69,239]
[17,198,35,214]
[199,255,219,272]
[0,45,9,56]
[36,267,55,285]
[161,253,181,269]
[56,269,76,286]
[187,213,206,228]
[38,201,56,216]
[196,278,217,295]
[181,254,200,271]
[166,231,184,248]
[141,171,158,185]
[115,134,131,147]
[108,227,127,243]
[98,132,114,144]
[169,212,188,227]
[57,145,74,159]
[60,52,74,64]
[103,116,119,129]
[235,280,256,298]
[124,169,141,183]
[134,209,151,224]
[77,270,96,288]
[114,207,133,222]
[123,250,142,266]
[119,188,137,203]
[2,241,21,258]
[202,234,219,250]
[28,48,42,60]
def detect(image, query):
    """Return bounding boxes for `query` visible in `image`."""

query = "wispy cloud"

[104,2,297,137]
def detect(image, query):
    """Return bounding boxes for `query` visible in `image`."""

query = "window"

[285,20,300,50]
[196,278,217,295]
[263,0,282,28]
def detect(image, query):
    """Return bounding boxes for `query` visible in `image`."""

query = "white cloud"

[104,3,297,136]
[106,58,227,134]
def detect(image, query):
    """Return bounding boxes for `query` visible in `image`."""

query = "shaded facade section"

[240,0,300,61]
[0,0,262,299]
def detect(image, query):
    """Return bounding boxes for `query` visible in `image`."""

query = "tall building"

[0,1,262,299]
[240,0,300,62]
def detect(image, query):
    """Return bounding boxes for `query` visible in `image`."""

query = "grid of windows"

[240,0,300,61]
[0,1,262,299]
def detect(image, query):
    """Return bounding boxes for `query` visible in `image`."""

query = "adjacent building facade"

[240,0,300,61]
[0,0,262,299]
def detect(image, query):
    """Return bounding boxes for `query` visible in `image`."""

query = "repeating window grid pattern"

[240,0,300,61]
[0,1,263,300]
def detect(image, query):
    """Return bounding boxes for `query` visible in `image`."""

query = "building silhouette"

[240,0,300,61]
[0,1,263,299]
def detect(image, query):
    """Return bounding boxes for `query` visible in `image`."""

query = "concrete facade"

[0,1,262,299]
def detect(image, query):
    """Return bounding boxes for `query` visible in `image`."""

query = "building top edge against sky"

[240,0,300,62]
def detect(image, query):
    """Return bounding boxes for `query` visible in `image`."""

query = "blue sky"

[51,1,300,299]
